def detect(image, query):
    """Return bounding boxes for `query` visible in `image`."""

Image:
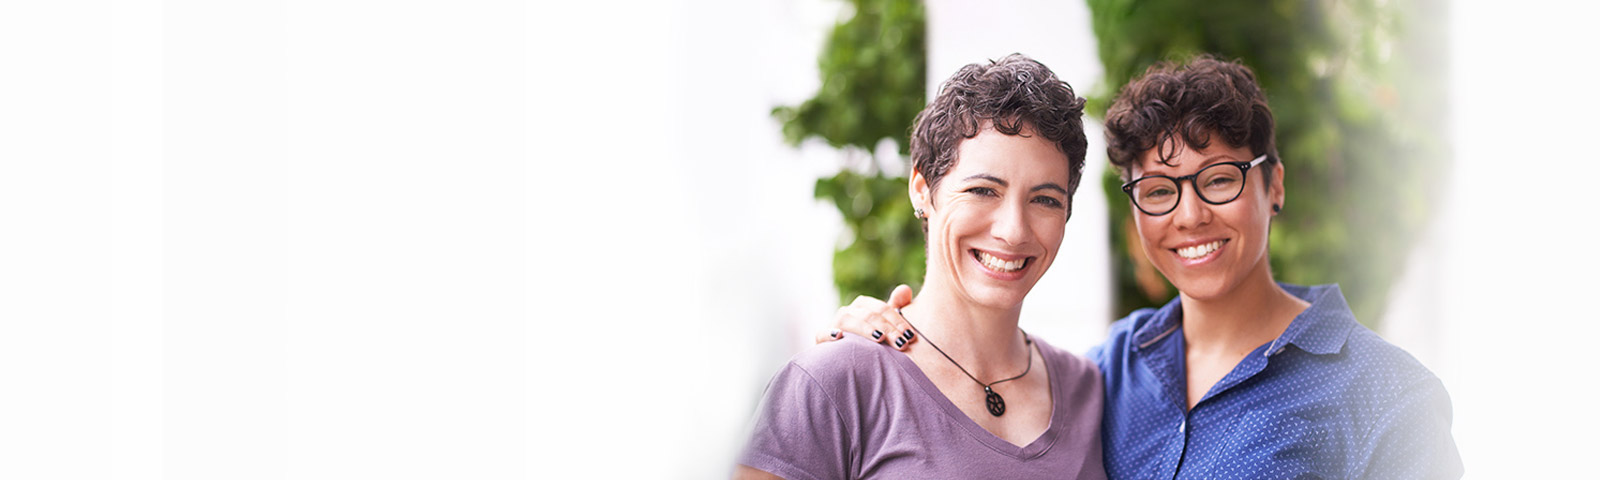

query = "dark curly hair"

[910,54,1089,211]
[1104,55,1279,181]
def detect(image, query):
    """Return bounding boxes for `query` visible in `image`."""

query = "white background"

[0,0,1595,478]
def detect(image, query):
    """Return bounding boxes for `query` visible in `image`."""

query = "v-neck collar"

[885,337,1065,459]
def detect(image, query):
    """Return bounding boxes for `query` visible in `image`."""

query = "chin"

[965,283,1033,310]
[951,260,1040,310]
[1168,253,1272,301]
[1168,273,1238,301]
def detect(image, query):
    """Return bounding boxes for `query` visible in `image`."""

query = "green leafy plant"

[774,0,927,304]
[1086,0,1448,325]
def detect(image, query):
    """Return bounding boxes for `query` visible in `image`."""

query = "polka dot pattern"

[1086,284,1464,479]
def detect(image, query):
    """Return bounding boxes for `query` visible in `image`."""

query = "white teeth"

[1176,240,1225,259]
[975,251,1026,272]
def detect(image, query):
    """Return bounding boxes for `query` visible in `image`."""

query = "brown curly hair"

[1104,55,1279,181]
[910,54,1089,210]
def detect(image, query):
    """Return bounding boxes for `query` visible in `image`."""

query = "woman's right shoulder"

[781,333,904,391]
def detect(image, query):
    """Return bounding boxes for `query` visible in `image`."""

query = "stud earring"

[915,208,926,219]
[1272,204,1282,214]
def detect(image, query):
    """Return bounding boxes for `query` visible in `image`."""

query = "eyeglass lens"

[1130,162,1248,214]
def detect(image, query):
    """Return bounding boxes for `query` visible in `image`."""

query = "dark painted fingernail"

[829,329,841,339]
[902,330,914,340]
[894,337,906,348]
[871,330,883,340]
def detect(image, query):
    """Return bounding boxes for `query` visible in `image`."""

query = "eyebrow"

[1198,154,1243,167]
[1137,154,1247,178]
[963,174,1007,186]
[1031,184,1067,194]
[965,174,1065,194]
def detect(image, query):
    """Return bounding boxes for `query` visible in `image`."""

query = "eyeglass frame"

[1119,154,1269,216]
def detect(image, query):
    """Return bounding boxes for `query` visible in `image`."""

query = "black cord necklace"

[899,308,1034,417]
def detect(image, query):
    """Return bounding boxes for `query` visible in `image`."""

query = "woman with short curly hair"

[737,54,1107,479]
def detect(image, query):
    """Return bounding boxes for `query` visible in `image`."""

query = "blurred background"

[2,0,1595,478]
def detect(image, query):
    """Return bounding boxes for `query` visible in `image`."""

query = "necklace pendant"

[984,386,1006,416]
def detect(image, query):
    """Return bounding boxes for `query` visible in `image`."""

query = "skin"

[897,123,1069,445]
[739,124,1073,479]
[733,465,780,480]
[825,135,1308,411]
[1128,139,1306,409]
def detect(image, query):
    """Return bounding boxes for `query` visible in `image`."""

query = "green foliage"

[814,171,926,303]
[774,0,928,304]
[1086,0,1448,325]
[773,0,926,157]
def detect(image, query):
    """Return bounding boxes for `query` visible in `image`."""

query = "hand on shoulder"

[817,285,918,350]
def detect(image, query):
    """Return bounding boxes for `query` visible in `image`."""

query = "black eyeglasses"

[1120,155,1268,216]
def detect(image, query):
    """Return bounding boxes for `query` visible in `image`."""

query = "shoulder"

[1033,336,1103,388]
[1287,283,1448,404]
[748,334,906,441]
[790,333,903,375]
[1273,313,1454,440]
[1332,329,1462,477]
[1086,306,1161,367]
[780,333,906,398]
[1338,325,1450,405]
[1104,307,1160,341]
[743,337,896,479]
[1033,336,1106,414]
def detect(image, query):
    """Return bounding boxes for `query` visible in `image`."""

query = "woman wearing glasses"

[823,56,1461,478]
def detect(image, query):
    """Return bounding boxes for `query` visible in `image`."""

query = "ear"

[909,170,932,213]
[1268,161,1286,215]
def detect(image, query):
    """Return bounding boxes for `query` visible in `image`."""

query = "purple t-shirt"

[739,334,1106,479]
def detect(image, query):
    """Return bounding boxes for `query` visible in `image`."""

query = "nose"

[991,199,1032,246]
[1170,180,1211,229]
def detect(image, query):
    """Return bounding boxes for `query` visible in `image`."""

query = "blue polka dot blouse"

[1087,284,1463,479]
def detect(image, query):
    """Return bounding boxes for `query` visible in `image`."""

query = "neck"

[1178,265,1308,356]
[900,282,1028,380]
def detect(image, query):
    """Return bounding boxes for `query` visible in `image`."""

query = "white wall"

[1380,1,1600,477]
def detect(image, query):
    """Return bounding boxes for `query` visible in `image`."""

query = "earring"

[915,208,926,219]
[1272,204,1282,214]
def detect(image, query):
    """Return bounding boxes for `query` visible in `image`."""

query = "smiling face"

[911,125,1073,312]
[1129,138,1285,301]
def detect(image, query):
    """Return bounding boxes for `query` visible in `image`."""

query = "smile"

[1174,239,1228,260]
[971,249,1032,273]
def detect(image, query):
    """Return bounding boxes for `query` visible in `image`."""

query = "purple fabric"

[739,334,1106,480]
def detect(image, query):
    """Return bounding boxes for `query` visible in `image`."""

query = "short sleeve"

[1353,377,1464,479]
[737,362,853,480]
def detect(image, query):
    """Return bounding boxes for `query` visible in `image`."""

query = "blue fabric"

[1087,284,1463,479]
